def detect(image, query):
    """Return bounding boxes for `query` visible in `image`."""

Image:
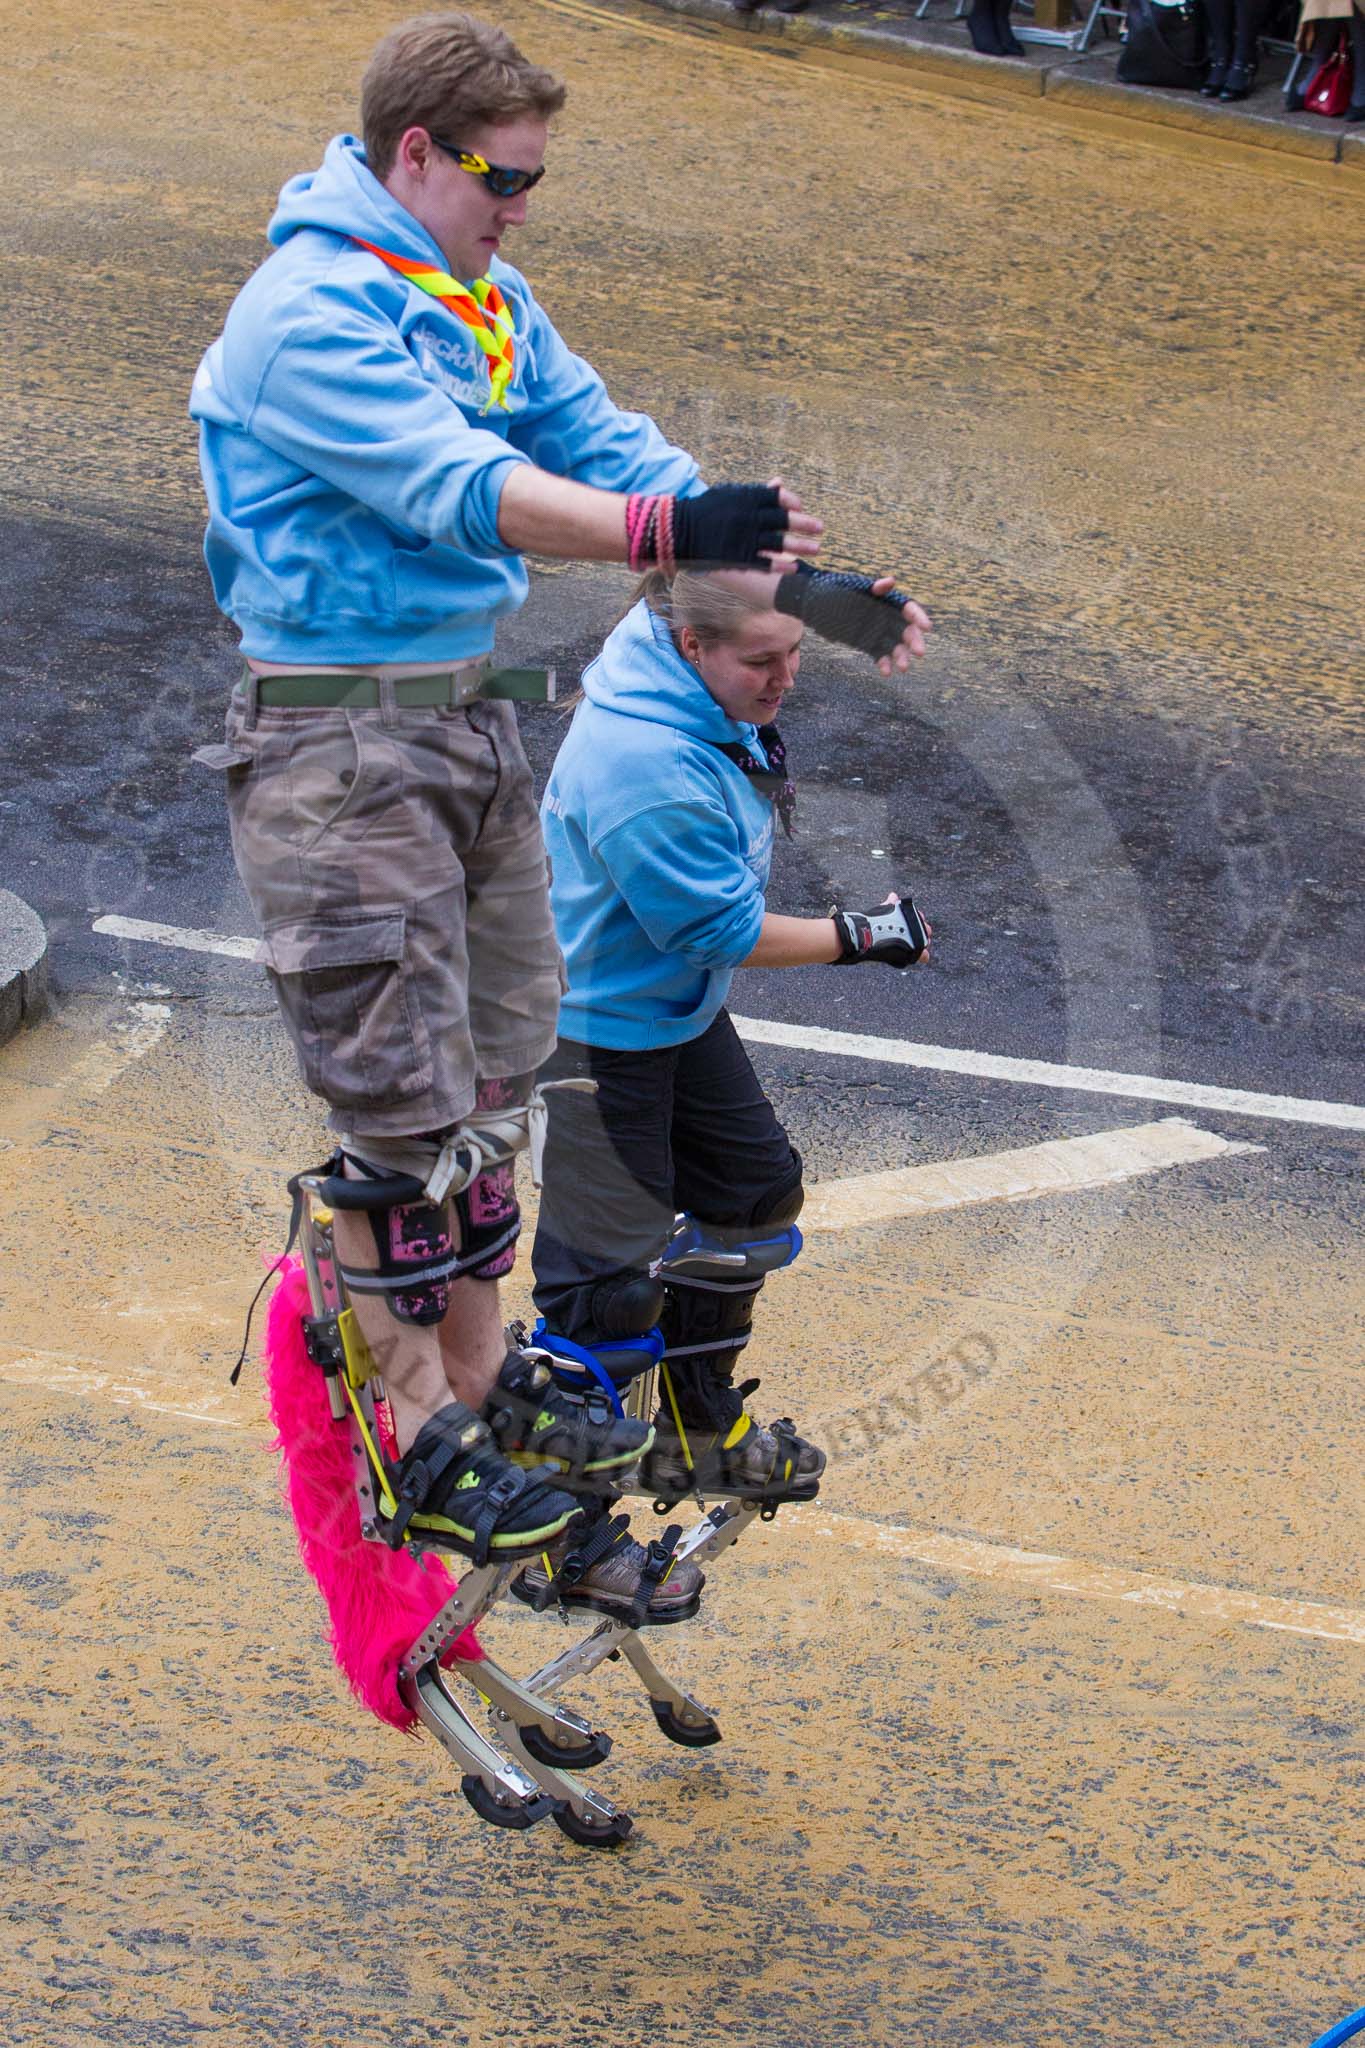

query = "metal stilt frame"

[292,1180,793,1845]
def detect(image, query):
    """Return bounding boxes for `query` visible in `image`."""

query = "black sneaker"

[484,1347,653,1484]
[380,1402,584,1565]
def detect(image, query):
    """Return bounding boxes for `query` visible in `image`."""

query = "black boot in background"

[1220,0,1267,98]
[1200,0,1234,92]
[995,0,1026,54]
[966,0,1005,53]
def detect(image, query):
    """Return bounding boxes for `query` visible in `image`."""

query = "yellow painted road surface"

[2,986,1362,2045]
[1,2,1363,2043]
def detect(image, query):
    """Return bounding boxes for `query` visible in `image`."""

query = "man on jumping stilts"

[191,10,835,1606]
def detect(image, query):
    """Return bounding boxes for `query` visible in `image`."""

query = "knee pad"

[656,1197,803,1375]
[450,1172,521,1283]
[750,1152,804,1231]
[321,1156,463,1327]
[532,1272,667,1412]
[445,1075,525,1282]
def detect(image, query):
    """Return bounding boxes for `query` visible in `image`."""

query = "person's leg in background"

[646,1010,825,1503]
[526,1037,706,1620]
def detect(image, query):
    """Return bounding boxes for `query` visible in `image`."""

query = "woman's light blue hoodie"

[543,600,776,1050]
[190,136,700,663]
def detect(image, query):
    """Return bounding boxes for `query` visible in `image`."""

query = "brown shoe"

[643,1410,824,1505]
[510,1513,703,1625]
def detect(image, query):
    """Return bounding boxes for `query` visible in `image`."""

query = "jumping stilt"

[261,1178,817,1843]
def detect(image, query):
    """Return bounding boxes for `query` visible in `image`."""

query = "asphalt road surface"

[1,2,1362,2045]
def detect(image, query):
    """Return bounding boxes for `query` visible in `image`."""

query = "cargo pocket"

[260,912,433,1111]
[191,741,255,775]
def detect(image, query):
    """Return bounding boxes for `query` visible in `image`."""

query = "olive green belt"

[246,664,556,709]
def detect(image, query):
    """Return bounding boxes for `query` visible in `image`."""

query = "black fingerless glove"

[672,484,791,568]
[775,564,916,660]
[831,896,929,968]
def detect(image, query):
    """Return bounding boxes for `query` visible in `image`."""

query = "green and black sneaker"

[380,1401,585,1564]
[483,1347,653,1486]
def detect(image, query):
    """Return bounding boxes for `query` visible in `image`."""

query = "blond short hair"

[362,12,566,179]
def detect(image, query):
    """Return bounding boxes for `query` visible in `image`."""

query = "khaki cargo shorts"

[197,684,563,1137]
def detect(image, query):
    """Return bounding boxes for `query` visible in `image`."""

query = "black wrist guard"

[672,484,791,568]
[775,564,915,660]
[832,896,929,968]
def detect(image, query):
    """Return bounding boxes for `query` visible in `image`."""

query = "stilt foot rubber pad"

[461,1776,556,1829]
[552,1803,633,1847]
[519,1724,613,1771]
[649,1698,722,1747]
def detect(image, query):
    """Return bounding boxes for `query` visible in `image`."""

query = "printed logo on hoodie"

[414,323,521,414]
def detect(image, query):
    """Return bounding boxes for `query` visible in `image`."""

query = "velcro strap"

[392,1403,486,1513]
[552,1383,617,1456]
[661,1334,753,1360]
[318,1166,429,1210]
[467,1468,527,1566]
[455,1215,521,1272]
[338,1252,467,1294]
[628,1524,682,1629]
[556,1511,631,1589]
[385,1455,433,1546]
[658,1273,758,1297]
[770,1418,800,1486]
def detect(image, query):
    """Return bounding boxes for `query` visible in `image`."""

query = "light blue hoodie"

[190,135,701,663]
[543,600,776,1050]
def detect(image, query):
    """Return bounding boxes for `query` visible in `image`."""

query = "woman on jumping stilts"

[518,560,932,1616]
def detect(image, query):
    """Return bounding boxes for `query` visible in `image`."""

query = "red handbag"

[1304,29,1355,117]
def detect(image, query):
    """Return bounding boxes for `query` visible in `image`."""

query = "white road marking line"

[48,915,1358,1649]
[1253,1620,1357,1643]
[90,915,1364,1132]
[806,1510,1365,1647]
[92,914,261,961]
[732,1014,1365,1133]
[18,1339,1358,1651]
[114,1302,228,1322]
[66,1001,172,1099]
[805,1117,1262,1229]
[0,1348,238,1428]
[19,1339,1360,1650]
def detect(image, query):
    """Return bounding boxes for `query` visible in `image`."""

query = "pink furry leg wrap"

[262,1261,482,1735]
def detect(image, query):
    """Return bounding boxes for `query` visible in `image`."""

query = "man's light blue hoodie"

[190,136,700,663]
[543,600,776,1050]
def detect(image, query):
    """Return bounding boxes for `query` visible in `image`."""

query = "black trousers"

[531,1010,801,1341]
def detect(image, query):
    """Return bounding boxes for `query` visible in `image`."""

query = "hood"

[267,132,448,271]
[581,600,759,748]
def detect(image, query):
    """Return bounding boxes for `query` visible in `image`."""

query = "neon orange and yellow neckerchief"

[353,237,516,413]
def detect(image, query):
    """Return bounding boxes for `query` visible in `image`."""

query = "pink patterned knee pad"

[456,1076,525,1281]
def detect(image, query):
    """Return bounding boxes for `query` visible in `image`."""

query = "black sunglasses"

[429,138,546,198]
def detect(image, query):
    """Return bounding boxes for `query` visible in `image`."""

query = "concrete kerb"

[0,891,49,1047]
[639,0,1365,175]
